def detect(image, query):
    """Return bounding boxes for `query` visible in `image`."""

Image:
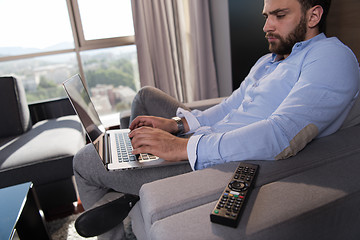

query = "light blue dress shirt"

[178,33,360,170]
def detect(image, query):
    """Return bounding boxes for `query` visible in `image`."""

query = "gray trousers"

[73,87,192,238]
[74,86,191,208]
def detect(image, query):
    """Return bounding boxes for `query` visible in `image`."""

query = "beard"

[266,16,307,56]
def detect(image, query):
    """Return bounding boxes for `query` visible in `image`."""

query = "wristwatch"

[172,117,185,135]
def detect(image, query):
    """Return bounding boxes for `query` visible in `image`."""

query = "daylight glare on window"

[0,0,74,56]
[77,0,134,40]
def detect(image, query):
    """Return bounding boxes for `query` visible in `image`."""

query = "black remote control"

[210,162,259,228]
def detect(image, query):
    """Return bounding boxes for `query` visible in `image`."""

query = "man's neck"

[275,55,285,61]
[281,30,322,60]
[304,27,321,42]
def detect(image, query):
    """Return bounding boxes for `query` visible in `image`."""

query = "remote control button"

[230,191,240,196]
[229,180,248,191]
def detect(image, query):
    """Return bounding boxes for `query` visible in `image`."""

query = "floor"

[44,199,85,222]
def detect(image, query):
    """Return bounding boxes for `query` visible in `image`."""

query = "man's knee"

[73,144,98,176]
[136,86,164,102]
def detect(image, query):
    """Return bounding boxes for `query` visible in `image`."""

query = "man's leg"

[73,86,192,239]
[130,86,190,122]
[75,86,192,209]
[74,144,192,209]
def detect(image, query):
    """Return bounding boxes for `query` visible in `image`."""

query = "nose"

[263,17,274,33]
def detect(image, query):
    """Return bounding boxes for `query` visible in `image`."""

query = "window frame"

[0,0,136,85]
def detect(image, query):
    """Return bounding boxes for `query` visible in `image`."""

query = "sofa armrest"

[29,97,76,124]
[132,161,239,234]
[145,158,360,240]
[184,97,226,111]
[130,124,360,238]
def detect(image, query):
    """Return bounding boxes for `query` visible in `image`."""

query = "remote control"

[210,162,259,228]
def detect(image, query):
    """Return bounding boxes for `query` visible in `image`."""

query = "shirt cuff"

[187,134,203,171]
[176,107,201,132]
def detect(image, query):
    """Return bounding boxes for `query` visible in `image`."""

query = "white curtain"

[131,0,219,102]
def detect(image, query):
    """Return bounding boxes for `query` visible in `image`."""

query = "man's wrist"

[172,117,185,134]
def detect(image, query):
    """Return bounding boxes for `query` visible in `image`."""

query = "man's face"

[262,0,308,57]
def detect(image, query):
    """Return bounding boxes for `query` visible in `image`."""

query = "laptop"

[63,74,177,171]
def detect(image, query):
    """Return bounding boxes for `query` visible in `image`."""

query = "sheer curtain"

[131,0,219,103]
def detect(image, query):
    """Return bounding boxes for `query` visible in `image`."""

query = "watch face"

[172,117,184,134]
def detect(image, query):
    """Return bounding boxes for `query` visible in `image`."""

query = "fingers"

[129,116,153,130]
[131,145,152,155]
[130,116,174,133]
[129,127,163,156]
[129,127,189,161]
[130,128,158,149]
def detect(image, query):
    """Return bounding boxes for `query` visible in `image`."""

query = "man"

[128,0,359,170]
[73,0,359,238]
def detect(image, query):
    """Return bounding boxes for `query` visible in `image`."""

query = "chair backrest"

[0,76,32,138]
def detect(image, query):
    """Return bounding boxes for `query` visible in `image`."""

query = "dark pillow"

[0,76,32,137]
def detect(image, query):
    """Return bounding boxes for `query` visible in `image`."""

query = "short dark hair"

[297,0,332,33]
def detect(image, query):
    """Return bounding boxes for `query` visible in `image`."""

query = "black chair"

[0,76,86,214]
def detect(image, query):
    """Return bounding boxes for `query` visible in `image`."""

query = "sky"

[0,0,134,50]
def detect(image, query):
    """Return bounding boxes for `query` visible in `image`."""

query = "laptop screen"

[63,74,106,143]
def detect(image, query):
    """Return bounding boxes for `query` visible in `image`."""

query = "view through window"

[0,0,139,124]
[81,46,139,116]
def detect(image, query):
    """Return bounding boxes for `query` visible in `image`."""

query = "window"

[0,0,139,124]
[77,0,134,40]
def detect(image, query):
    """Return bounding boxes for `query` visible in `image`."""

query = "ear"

[307,5,324,29]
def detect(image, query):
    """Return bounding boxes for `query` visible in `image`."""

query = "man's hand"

[129,126,189,161]
[129,116,179,134]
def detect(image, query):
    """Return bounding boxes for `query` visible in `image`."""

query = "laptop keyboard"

[115,132,157,162]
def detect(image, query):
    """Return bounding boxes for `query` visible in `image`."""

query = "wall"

[228,0,269,90]
[327,0,360,63]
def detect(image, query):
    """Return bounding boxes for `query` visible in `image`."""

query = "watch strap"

[172,117,184,135]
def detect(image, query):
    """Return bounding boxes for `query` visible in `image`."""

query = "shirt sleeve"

[177,54,271,132]
[188,73,250,128]
[193,42,360,170]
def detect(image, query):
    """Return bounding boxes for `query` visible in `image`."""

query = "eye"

[276,14,285,19]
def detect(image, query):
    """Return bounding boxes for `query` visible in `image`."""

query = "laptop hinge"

[104,133,110,164]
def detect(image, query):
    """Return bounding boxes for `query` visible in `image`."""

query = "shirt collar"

[271,33,326,62]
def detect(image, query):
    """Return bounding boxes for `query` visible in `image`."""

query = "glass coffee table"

[0,182,50,240]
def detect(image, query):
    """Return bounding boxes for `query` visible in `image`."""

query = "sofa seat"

[129,123,360,239]
[0,115,85,209]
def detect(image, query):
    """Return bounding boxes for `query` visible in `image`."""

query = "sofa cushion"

[0,76,32,137]
[132,161,239,235]
[131,123,360,238]
[0,115,85,187]
[147,154,360,240]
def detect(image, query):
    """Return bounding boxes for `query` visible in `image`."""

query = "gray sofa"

[75,94,360,239]
[125,96,360,240]
[129,125,360,239]
[0,76,86,213]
